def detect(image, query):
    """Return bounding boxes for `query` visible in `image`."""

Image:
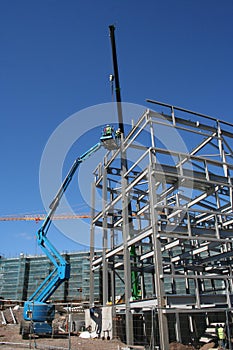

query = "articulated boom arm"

[38,142,102,241]
[24,142,102,321]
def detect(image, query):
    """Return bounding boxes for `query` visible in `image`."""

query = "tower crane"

[0,213,91,222]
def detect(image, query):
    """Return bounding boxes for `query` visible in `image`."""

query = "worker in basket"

[102,124,114,137]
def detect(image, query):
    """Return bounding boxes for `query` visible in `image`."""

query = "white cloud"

[16,232,33,240]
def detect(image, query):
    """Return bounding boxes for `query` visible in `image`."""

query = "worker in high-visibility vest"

[217,324,226,349]
[103,125,114,137]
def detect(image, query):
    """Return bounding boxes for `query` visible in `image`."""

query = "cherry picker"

[20,130,118,338]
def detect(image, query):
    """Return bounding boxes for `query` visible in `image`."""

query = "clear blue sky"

[0,0,233,257]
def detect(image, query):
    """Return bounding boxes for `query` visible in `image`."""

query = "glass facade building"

[0,251,100,303]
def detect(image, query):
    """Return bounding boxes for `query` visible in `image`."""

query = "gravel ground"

[0,325,216,350]
[0,325,209,350]
[0,324,127,350]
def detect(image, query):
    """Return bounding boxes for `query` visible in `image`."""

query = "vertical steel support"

[110,268,117,339]
[175,312,181,342]
[121,165,134,345]
[229,265,233,293]
[89,181,96,306]
[136,199,144,299]
[171,106,176,125]
[226,310,233,350]
[102,166,108,305]
[217,121,229,178]
[148,162,169,349]
[195,272,201,308]
[149,110,155,148]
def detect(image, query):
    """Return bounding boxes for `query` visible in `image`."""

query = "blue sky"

[0,0,233,257]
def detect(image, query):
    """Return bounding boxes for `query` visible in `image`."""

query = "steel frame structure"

[89,101,233,349]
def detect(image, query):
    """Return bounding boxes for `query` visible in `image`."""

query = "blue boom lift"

[20,131,117,338]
